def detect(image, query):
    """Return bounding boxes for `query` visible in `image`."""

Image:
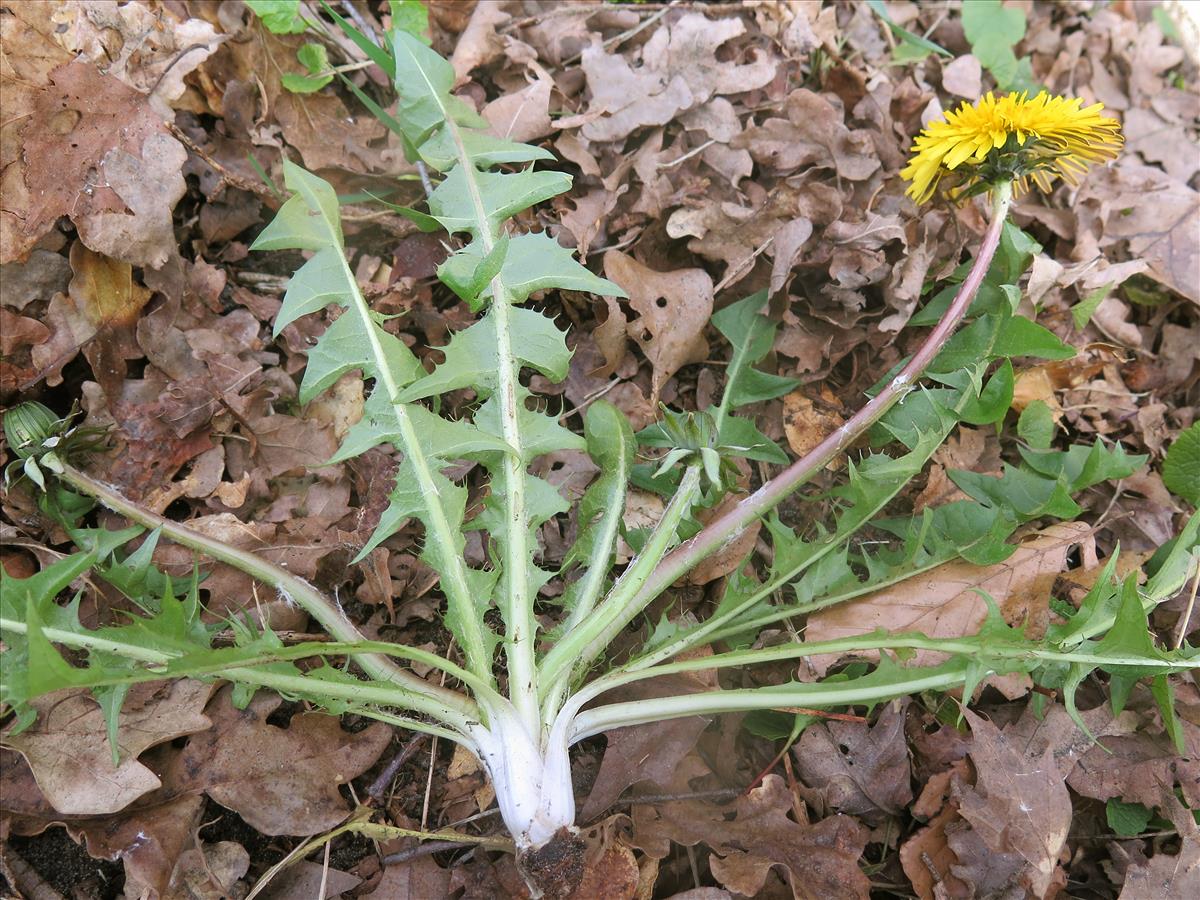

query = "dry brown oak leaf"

[13,61,178,266]
[1119,839,1200,900]
[900,701,1135,900]
[160,686,391,836]
[0,2,73,264]
[578,12,776,143]
[1082,163,1200,306]
[31,241,152,387]
[1,680,215,816]
[0,744,207,894]
[953,709,1072,899]
[580,669,718,823]
[793,697,913,825]
[602,250,713,403]
[631,774,871,900]
[804,522,1094,676]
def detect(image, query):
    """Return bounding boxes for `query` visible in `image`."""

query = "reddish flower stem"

[636,183,1014,607]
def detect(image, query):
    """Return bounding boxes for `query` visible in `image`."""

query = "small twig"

[503,2,746,32]
[713,235,775,296]
[1172,555,1200,651]
[421,662,451,830]
[771,707,868,722]
[618,787,740,807]
[559,379,621,423]
[381,839,469,866]
[340,0,381,44]
[167,122,278,201]
[556,3,677,69]
[368,732,431,800]
[148,43,212,98]
[318,841,332,900]
[656,138,717,171]
[212,629,332,646]
[3,843,65,900]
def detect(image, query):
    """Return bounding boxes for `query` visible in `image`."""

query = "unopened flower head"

[901,91,1123,204]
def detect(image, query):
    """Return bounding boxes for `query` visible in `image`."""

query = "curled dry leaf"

[603,250,713,402]
[1082,163,1200,304]
[735,89,880,181]
[685,494,762,585]
[1119,840,1200,900]
[940,55,983,100]
[0,249,73,312]
[77,794,206,900]
[211,25,387,173]
[0,2,73,260]
[165,840,251,900]
[1068,720,1200,826]
[793,699,913,825]
[75,131,189,270]
[10,60,167,264]
[581,666,717,823]
[31,242,152,386]
[898,779,971,900]
[366,856,451,899]
[632,774,871,900]
[953,710,1073,899]
[578,13,776,143]
[484,66,554,144]
[451,0,512,84]
[782,384,846,467]
[569,817,640,900]
[804,522,1095,676]
[900,701,1133,900]
[0,308,50,356]
[162,686,391,836]
[48,0,224,117]
[2,680,215,816]
[257,860,361,899]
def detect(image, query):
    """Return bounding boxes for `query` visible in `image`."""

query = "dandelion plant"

[3,33,1195,893]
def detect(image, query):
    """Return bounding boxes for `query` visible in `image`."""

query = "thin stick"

[1172,555,1200,651]
[318,841,332,900]
[381,839,467,866]
[368,733,430,800]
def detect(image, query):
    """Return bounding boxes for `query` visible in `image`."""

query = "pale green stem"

[442,114,540,736]
[333,249,492,682]
[225,667,472,740]
[538,427,632,726]
[538,466,704,703]
[1,615,475,738]
[697,556,949,648]
[574,632,1196,709]
[567,571,1186,741]
[570,667,966,741]
[55,463,479,721]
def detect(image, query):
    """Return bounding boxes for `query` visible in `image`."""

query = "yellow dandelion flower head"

[900,90,1123,204]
